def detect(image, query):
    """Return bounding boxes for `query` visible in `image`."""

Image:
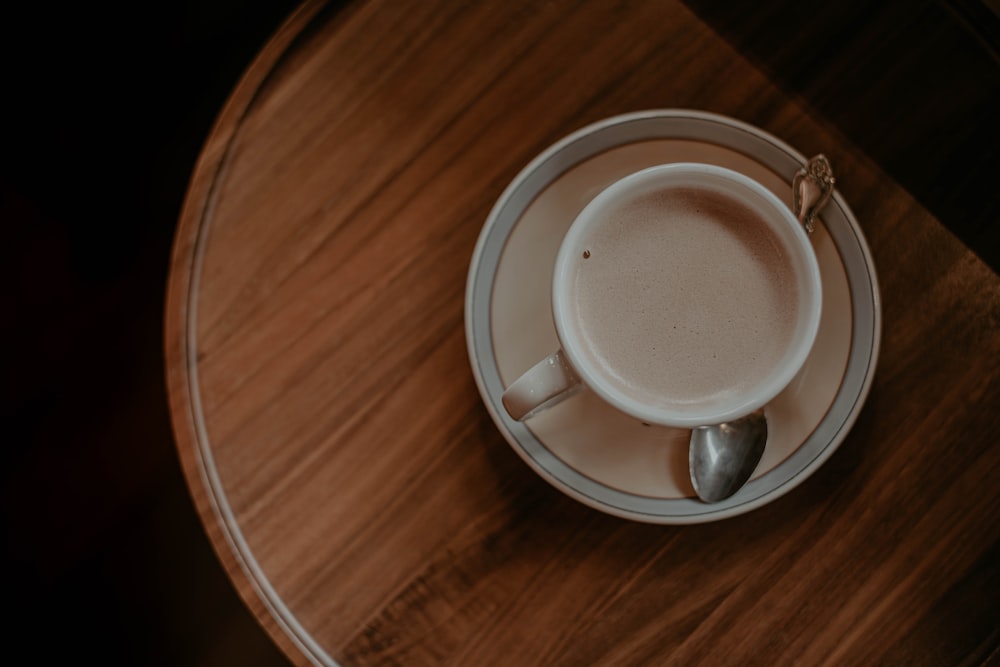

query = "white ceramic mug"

[501,163,822,427]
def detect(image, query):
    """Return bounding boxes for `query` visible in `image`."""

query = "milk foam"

[569,186,800,411]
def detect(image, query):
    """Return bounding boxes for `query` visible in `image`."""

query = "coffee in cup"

[503,163,822,427]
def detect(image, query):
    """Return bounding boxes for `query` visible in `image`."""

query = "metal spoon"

[793,153,835,233]
[690,410,767,502]
[688,155,835,503]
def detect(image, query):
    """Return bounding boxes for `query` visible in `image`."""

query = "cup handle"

[501,350,581,420]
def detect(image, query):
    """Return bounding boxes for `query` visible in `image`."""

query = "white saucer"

[465,110,881,524]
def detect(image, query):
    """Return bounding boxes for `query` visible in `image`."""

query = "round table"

[164,1,1000,664]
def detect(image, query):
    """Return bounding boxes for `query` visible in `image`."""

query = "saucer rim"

[464,109,882,524]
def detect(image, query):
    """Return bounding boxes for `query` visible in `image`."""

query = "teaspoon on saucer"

[688,155,835,503]
[690,410,767,503]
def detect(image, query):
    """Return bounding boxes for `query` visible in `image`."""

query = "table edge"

[163,2,336,665]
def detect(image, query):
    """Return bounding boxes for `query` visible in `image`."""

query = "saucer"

[464,110,881,524]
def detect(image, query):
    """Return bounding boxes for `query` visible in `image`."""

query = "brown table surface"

[164,1,1000,665]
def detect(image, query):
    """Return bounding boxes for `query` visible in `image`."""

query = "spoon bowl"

[689,410,768,503]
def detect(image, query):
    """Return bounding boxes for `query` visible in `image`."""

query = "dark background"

[2,1,299,664]
[1,1,997,665]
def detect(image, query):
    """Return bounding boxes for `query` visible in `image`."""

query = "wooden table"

[164,1,1000,664]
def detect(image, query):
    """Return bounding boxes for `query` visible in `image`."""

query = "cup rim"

[551,162,823,427]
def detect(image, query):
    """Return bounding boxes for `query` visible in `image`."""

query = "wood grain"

[164,1,1000,665]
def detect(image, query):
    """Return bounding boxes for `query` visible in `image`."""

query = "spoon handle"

[793,154,835,233]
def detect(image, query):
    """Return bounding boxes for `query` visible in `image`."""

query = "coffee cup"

[501,163,822,427]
